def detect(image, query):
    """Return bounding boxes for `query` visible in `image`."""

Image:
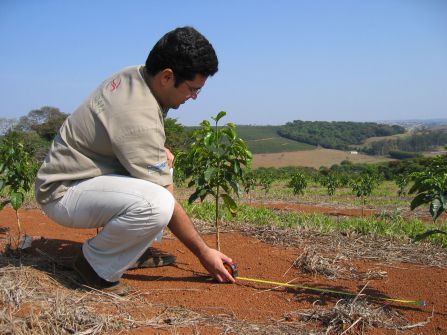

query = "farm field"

[234,125,316,154]
[1,179,446,334]
[360,132,410,146]
[187,124,317,154]
[251,147,394,168]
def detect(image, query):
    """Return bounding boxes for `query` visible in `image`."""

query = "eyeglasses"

[184,81,202,98]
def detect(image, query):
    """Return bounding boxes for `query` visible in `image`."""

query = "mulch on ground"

[1,207,446,334]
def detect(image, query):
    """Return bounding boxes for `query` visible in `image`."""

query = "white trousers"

[42,175,175,282]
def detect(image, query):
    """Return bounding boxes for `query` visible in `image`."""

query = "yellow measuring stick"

[236,276,426,307]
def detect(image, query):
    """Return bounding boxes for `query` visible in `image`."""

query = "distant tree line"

[0,106,192,163]
[2,107,445,166]
[246,155,444,183]
[277,120,405,150]
[364,129,447,156]
[0,107,69,162]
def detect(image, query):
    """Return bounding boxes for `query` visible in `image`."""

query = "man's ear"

[160,68,174,87]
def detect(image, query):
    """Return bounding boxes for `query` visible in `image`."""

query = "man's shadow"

[1,237,210,290]
[1,237,84,290]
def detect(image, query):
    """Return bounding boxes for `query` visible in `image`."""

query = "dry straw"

[0,253,430,335]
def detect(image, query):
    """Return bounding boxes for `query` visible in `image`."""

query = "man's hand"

[165,147,174,168]
[197,247,235,283]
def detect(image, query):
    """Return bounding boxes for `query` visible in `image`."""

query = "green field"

[185,124,316,154]
[235,125,315,154]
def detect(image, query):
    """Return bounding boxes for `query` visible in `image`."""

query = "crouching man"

[35,27,234,295]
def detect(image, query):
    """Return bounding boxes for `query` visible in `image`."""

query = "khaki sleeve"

[111,125,173,187]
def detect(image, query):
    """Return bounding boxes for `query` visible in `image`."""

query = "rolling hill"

[234,125,315,154]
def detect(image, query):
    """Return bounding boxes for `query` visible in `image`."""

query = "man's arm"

[167,200,235,283]
[163,147,233,282]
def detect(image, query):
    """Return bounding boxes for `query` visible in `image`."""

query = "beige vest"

[35,66,172,204]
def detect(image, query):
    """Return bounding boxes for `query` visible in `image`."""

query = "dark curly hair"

[145,27,218,86]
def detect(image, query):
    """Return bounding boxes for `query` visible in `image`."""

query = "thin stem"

[15,210,22,239]
[214,117,221,251]
[361,195,365,217]
[215,185,220,251]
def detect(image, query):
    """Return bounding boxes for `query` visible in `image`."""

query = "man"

[35,27,235,295]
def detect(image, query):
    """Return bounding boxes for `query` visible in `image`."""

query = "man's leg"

[42,175,175,282]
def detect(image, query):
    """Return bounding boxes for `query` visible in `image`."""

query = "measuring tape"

[223,262,425,307]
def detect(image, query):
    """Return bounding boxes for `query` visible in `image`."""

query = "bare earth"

[1,206,446,334]
[252,148,393,168]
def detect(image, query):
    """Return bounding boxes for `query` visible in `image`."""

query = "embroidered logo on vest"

[106,77,121,92]
[147,161,167,175]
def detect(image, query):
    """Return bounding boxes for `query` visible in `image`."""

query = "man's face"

[168,74,208,110]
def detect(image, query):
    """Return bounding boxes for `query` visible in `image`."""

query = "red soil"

[1,207,446,334]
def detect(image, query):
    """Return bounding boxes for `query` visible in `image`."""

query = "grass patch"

[182,201,447,248]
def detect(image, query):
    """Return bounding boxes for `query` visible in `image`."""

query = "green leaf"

[413,229,447,242]
[204,132,213,146]
[430,199,444,221]
[204,168,216,182]
[198,188,209,202]
[212,111,226,123]
[0,179,4,191]
[220,193,238,214]
[199,120,211,128]
[10,192,24,211]
[188,191,200,204]
[232,160,241,175]
[223,127,237,141]
[228,179,241,195]
[440,193,447,207]
[410,193,429,210]
[409,177,431,194]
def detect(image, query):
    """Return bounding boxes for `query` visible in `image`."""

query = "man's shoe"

[73,252,131,296]
[129,247,176,269]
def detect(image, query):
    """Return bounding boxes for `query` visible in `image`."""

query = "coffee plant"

[259,173,274,194]
[288,172,308,196]
[179,111,252,250]
[319,172,340,196]
[351,172,380,217]
[395,173,409,197]
[409,154,447,222]
[0,131,38,239]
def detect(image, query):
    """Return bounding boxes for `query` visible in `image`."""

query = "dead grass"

[233,221,447,267]
[0,265,122,334]
[284,297,431,334]
[0,247,429,335]
[0,253,313,334]
[293,247,387,281]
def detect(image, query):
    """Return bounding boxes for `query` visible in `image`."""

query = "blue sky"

[1,0,446,126]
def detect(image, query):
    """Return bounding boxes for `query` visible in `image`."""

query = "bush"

[389,150,422,160]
